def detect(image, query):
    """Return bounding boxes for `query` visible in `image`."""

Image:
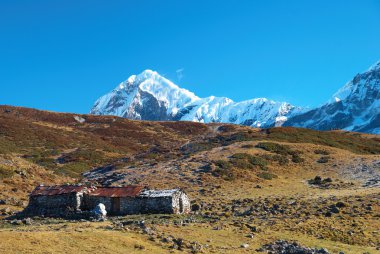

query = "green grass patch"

[314,149,330,155]
[0,165,15,179]
[259,154,289,165]
[256,142,304,163]
[230,153,268,170]
[265,127,380,155]
[212,160,235,181]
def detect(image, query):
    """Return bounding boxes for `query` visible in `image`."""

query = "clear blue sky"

[1,0,380,113]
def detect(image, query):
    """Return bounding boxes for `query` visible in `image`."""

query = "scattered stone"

[260,240,330,254]
[23,217,32,225]
[10,219,23,225]
[241,243,249,248]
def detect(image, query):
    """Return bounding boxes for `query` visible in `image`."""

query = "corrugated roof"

[30,185,87,196]
[139,189,180,198]
[88,185,143,197]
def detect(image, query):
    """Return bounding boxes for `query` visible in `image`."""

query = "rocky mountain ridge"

[91,61,380,134]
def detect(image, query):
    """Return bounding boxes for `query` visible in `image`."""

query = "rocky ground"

[1,107,380,253]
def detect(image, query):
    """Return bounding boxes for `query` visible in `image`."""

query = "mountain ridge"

[90,70,303,127]
[91,61,380,134]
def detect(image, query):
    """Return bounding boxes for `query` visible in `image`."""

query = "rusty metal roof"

[88,185,143,197]
[139,189,180,198]
[30,185,87,196]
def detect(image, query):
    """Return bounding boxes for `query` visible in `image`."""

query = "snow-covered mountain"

[90,61,380,134]
[284,61,380,134]
[90,70,302,127]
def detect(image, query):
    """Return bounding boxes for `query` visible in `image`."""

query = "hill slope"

[0,106,380,253]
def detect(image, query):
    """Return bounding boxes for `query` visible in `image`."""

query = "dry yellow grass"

[1,106,380,253]
[0,224,168,254]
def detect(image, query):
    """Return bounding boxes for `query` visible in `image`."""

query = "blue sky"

[1,0,380,113]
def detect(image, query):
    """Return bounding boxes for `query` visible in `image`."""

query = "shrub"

[231,159,254,169]
[314,149,330,155]
[248,156,268,170]
[191,203,201,211]
[212,160,235,181]
[264,127,380,155]
[308,176,333,185]
[230,153,267,170]
[256,142,292,155]
[231,153,250,160]
[317,156,330,163]
[0,166,15,179]
[291,154,304,163]
[213,160,232,170]
[256,142,304,163]
[260,154,289,165]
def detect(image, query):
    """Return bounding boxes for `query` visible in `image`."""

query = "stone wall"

[24,189,191,217]
[24,193,81,217]
[84,191,191,215]
[83,196,112,213]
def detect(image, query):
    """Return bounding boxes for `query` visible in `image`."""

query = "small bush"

[213,160,232,170]
[0,166,15,179]
[256,142,292,155]
[308,176,333,185]
[248,156,268,170]
[230,153,267,170]
[260,154,289,165]
[257,172,277,180]
[191,203,201,211]
[291,154,304,163]
[256,142,304,163]
[231,159,254,169]
[212,160,235,181]
[317,156,330,163]
[314,149,330,155]
[231,153,250,160]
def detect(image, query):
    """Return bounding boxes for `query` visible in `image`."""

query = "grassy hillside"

[0,105,379,253]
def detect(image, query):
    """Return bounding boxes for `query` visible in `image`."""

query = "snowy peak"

[90,70,300,127]
[91,61,380,134]
[368,61,380,72]
[286,60,380,134]
[91,70,199,119]
[332,61,380,103]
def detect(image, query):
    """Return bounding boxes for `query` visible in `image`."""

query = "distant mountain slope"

[90,70,303,127]
[91,61,380,134]
[285,61,380,134]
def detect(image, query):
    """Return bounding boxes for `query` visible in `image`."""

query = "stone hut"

[24,185,90,217]
[24,185,191,217]
[85,186,191,215]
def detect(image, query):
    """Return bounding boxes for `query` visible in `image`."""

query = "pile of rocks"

[258,240,330,254]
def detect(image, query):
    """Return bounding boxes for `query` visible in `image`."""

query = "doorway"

[111,197,121,215]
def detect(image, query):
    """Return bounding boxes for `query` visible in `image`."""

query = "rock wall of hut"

[24,187,191,217]
[83,191,190,215]
[25,192,83,217]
